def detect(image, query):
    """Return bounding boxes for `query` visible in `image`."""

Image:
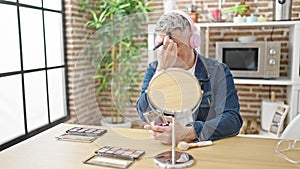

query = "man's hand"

[144,117,197,145]
[156,36,178,71]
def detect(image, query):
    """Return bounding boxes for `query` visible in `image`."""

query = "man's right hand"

[156,35,178,71]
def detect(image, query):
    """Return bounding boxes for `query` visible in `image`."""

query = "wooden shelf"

[233,77,293,85]
[238,130,278,139]
[196,21,300,28]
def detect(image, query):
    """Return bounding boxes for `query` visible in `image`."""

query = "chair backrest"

[269,104,289,137]
[280,114,300,140]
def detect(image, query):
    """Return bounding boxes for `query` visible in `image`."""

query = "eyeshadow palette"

[55,127,107,143]
[84,155,134,168]
[144,111,169,126]
[83,146,145,168]
[55,133,98,143]
[95,146,145,160]
[66,127,107,137]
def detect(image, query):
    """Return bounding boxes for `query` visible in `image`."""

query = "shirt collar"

[194,51,210,81]
[188,54,197,74]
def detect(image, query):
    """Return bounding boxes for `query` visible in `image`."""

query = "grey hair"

[155,12,191,33]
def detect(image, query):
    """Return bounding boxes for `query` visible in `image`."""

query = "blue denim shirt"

[136,52,243,141]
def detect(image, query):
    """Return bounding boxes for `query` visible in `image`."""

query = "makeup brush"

[177,140,213,151]
[152,32,172,51]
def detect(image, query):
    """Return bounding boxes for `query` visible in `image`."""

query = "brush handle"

[189,141,213,148]
[152,32,172,51]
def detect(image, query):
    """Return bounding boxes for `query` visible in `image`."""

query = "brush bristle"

[177,141,189,151]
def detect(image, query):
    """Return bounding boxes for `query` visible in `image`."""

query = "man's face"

[155,29,194,70]
[170,29,192,61]
[155,29,193,69]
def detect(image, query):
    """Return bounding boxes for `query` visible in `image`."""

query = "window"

[0,0,69,151]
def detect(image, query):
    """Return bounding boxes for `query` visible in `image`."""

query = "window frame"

[0,0,69,151]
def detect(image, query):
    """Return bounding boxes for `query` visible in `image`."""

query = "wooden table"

[0,123,299,169]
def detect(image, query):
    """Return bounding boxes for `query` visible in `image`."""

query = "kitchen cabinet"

[196,21,300,124]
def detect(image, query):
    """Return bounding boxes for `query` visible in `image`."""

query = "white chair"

[280,114,300,140]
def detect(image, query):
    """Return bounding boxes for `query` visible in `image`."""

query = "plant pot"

[100,117,132,128]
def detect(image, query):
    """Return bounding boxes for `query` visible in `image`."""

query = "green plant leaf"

[78,0,153,121]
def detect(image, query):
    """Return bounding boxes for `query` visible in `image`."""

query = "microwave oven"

[216,41,281,79]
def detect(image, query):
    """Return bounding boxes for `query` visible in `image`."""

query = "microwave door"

[221,47,265,78]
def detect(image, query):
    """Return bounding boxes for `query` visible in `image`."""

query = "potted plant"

[78,0,153,127]
[221,4,249,16]
[220,3,249,22]
[209,3,249,22]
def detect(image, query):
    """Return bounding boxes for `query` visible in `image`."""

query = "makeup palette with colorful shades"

[66,127,107,137]
[83,146,145,168]
[56,127,107,143]
[95,146,145,160]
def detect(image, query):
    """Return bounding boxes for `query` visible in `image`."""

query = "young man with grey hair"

[136,10,243,144]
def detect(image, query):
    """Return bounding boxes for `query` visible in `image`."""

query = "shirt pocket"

[200,91,212,108]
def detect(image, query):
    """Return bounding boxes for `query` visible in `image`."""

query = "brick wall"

[65,0,300,127]
[64,0,101,125]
